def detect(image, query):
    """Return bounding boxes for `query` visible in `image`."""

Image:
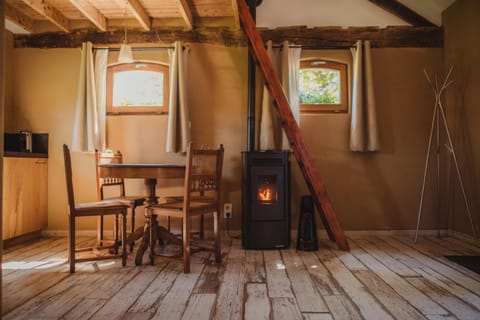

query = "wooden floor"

[2,234,480,319]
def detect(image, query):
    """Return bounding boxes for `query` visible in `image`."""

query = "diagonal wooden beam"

[231,0,240,29]
[114,0,150,31]
[5,2,35,33]
[175,0,193,30]
[237,0,349,250]
[68,0,107,32]
[368,0,435,26]
[21,0,70,32]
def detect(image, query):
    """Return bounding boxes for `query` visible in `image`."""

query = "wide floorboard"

[2,235,480,319]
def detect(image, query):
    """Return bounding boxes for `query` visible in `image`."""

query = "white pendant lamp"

[118,42,133,63]
[118,0,134,63]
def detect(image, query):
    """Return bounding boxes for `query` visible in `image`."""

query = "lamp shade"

[118,43,134,63]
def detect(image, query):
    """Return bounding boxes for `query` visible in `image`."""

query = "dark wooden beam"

[13,25,443,48]
[368,0,435,26]
[261,26,443,48]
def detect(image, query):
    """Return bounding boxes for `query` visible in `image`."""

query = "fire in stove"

[257,176,277,204]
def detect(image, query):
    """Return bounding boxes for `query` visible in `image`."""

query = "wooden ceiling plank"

[20,0,70,32]
[5,3,35,33]
[231,0,240,29]
[114,0,151,31]
[68,0,107,31]
[176,0,193,30]
[368,0,435,26]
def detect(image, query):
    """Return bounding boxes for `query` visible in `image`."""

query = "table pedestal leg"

[135,218,150,266]
[134,178,184,265]
[145,178,158,205]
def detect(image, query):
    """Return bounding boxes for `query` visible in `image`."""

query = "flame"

[258,178,276,203]
[259,187,273,201]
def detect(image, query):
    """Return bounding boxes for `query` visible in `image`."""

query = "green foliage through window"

[299,68,340,104]
[299,59,348,113]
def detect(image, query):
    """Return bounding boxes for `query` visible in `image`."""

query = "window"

[299,59,348,113]
[106,62,169,114]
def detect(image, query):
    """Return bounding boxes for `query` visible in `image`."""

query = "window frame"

[299,59,348,114]
[106,61,170,115]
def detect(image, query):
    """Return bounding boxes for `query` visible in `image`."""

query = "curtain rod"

[94,46,174,52]
[269,44,356,50]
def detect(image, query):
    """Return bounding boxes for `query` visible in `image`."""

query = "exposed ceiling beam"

[5,2,35,33]
[231,0,240,29]
[176,0,193,30]
[114,0,150,31]
[68,0,107,32]
[20,0,70,32]
[13,26,443,49]
[368,0,435,26]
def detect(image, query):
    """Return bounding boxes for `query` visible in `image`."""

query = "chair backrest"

[183,144,224,206]
[63,144,76,214]
[95,149,126,200]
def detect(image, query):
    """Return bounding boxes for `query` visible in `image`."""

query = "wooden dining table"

[99,163,186,265]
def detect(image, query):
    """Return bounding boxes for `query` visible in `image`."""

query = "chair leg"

[69,215,75,273]
[122,210,127,266]
[114,214,119,254]
[97,216,104,246]
[130,206,136,252]
[183,215,190,273]
[214,211,221,263]
[200,215,204,240]
[149,213,158,265]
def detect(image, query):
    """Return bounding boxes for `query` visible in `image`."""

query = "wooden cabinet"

[2,157,48,240]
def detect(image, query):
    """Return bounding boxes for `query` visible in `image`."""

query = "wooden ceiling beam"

[13,25,443,48]
[20,0,70,32]
[68,0,107,32]
[175,0,193,30]
[114,0,150,31]
[231,0,240,29]
[368,0,435,26]
[5,2,35,33]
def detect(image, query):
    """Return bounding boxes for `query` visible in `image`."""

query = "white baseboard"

[289,229,450,240]
[44,228,474,243]
[450,230,480,245]
[43,230,106,237]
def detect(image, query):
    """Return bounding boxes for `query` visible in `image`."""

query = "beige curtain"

[72,42,108,152]
[350,40,380,152]
[166,41,191,153]
[259,41,301,150]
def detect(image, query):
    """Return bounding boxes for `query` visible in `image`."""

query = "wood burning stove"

[242,151,290,249]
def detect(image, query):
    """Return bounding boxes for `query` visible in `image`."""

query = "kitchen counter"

[4,151,48,158]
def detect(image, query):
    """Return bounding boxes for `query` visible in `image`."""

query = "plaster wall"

[443,0,480,237]
[7,43,443,234]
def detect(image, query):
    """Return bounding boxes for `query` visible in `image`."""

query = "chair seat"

[164,195,215,203]
[75,200,129,216]
[105,196,145,207]
[150,200,217,217]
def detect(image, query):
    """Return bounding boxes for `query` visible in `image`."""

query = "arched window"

[299,59,348,113]
[106,62,169,114]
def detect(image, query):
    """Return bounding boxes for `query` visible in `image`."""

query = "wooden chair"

[145,144,224,273]
[63,144,128,273]
[95,149,145,251]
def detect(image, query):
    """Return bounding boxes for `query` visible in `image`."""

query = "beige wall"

[7,40,444,233]
[293,48,444,231]
[8,43,247,232]
[443,0,480,237]
[4,31,14,132]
